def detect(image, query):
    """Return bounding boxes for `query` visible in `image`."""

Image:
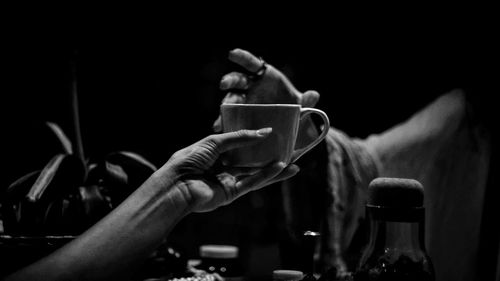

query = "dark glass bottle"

[302,231,321,281]
[318,267,353,281]
[353,178,435,281]
[196,244,244,281]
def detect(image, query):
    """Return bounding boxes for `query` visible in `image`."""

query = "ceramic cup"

[221,104,329,167]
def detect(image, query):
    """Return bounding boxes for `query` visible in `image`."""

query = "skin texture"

[5,129,299,281]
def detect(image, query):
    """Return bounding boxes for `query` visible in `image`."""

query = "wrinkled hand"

[164,128,299,213]
[213,48,320,132]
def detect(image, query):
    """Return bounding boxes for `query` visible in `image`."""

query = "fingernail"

[256,127,272,136]
[277,162,287,168]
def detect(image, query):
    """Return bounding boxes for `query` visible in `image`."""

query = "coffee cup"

[220,104,329,167]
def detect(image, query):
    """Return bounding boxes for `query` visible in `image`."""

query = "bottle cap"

[303,230,321,237]
[368,177,424,208]
[199,245,238,259]
[273,270,304,281]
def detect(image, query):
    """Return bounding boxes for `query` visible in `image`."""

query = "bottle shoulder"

[356,250,434,281]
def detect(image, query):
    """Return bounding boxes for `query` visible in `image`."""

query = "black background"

[1,9,497,278]
[3,15,495,181]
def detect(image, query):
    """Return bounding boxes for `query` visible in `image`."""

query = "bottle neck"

[360,206,427,263]
[373,220,423,252]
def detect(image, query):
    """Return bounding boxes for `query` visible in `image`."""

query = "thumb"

[301,90,320,107]
[212,128,273,153]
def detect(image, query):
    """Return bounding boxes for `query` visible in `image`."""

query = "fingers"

[220,72,250,91]
[232,162,300,199]
[233,162,286,197]
[262,164,300,186]
[228,48,263,73]
[224,167,261,177]
[210,128,273,153]
[300,90,321,107]
[212,92,247,132]
[221,92,246,104]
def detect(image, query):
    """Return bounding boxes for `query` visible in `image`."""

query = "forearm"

[5,167,190,281]
[363,90,467,179]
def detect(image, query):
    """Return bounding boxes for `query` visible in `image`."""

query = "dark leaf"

[78,185,112,228]
[86,161,128,187]
[43,196,85,235]
[69,60,85,162]
[103,156,147,204]
[1,171,42,233]
[84,161,130,206]
[110,151,157,171]
[42,199,65,234]
[46,122,73,155]
[3,170,40,202]
[106,151,157,189]
[85,163,102,186]
[104,162,128,186]
[26,154,66,202]
[26,154,86,203]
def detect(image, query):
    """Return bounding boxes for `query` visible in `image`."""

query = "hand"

[213,48,320,132]
[163,128,299,213]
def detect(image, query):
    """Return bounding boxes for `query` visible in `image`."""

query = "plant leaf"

[42,195,86,235]
[106,151,157,190]
[26,154,86,204]
[105,162,128,186]
[69,57,85,162]
[26,154,66,202]
[111,151,158,171]
[85,162,104,186]
[4,170,41,201]
[46,122,73,155]
[78,185,112,228]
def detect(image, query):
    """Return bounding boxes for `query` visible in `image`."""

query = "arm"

[363,90,468,179]
[5,170,187,281]
[5,129,299,281]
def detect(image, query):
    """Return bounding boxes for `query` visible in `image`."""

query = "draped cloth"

[283,90,493,281]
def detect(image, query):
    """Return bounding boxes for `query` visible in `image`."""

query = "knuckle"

[205,135,222,153]
[236,129,253,138]
[228,72,241,79]
[203,135,219,147]
[224,93,246,104]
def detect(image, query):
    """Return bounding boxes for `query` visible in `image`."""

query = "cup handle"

[290,107,330,163]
